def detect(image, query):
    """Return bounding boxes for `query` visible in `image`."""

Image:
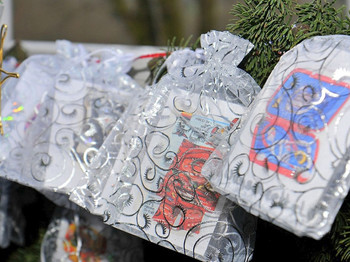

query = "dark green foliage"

[228,0,350,86]
[6,229,45,262]
[295,0,350,41]
[332,200,350,262]
[227,0,294,87]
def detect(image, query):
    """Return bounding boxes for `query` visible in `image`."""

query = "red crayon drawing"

[153,139,220,233]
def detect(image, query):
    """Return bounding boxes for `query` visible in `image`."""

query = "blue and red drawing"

[249,68,350,183]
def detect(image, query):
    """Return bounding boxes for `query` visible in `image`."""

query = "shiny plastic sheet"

[74,31,259,261]
[202,35,350,239]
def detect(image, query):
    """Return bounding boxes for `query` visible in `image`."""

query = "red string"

[137,52,168,60]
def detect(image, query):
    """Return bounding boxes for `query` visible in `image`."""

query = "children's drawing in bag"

[203,35,350,239]
[82,31,260,261]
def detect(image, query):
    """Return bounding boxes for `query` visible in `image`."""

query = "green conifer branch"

[227,0,294,86]
[228,0,350,86]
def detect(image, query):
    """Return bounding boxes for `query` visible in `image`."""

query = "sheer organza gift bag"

[0,40,142,201]
[71,31,260,262]
[202,35,350,239]
[0,49,68,184]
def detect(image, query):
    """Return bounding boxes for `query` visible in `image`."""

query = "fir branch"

[309,248,334,262]
[227,0,350,86]
[295,0,350,42]
[333,200,350,262]
[227,0,295,86]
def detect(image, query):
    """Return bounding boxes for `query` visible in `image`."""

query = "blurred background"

[12,0,233,46]
[10,0,349,47]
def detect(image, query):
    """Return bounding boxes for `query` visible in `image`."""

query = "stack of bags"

[1,29,350,262]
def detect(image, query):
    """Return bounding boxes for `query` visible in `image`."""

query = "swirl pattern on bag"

[202,35,350,239]
[76,31,260,261]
